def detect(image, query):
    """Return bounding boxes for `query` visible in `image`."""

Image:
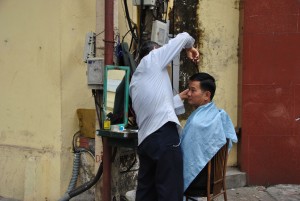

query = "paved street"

[211,185,300,201]
[1,184,300,201]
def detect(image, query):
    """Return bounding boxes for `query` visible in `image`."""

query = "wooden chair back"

[185,139,229,201]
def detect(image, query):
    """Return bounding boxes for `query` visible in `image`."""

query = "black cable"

[95,30,105,37]
[92,89,100,108]
[124,0,138,43]
[92,89,103,130]
[68,161,103,198]
[138,0,144,47]
[122,29,131,43]
[129,34,134,51]
[58,157,103,201]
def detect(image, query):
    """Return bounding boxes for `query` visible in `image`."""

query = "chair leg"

[223,190,228,201]
[223,170,228,201]
[207,161,211,201]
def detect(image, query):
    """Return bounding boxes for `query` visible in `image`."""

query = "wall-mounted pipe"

[104,0,114,65]
[102,0,114,200]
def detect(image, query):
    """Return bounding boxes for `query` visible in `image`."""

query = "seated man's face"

[187,81,210,108]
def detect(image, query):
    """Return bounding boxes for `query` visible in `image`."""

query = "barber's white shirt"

[129,32,195,145]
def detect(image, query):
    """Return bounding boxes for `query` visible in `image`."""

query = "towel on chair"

[180,102,238,191]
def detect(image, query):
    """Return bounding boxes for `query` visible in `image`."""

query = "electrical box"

[151,20,169,46]
[86,57,104,89]
[132,0,156,6]
[83,32,96,63]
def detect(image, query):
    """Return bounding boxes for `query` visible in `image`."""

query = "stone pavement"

[125,185,300,201]
[224,185,300,201]
[206,184,300,201]
[1,184,300,201]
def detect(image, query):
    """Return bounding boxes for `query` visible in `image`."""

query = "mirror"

[102,65,130,128]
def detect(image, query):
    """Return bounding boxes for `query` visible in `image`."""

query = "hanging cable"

[138,0,144,47]
[92,89,103,129]
[95,30,105,37]
[124,0,138,43]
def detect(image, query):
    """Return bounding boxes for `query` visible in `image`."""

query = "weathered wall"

[60,1,97,198]
[0,0,240,200]
[0,0,96,200]
[170,0,240,166]
[198,0,240,166]
[241,0,300,185]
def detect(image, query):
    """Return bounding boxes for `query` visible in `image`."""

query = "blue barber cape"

[180,102,238,191]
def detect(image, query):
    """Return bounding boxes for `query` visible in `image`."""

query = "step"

[225,166,247,189]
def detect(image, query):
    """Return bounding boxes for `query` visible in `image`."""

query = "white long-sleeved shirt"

[129,32,195,145]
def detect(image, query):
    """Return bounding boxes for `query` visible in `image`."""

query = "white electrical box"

[151,20,169,46]
[83,32,96,63]
[133,0,156,6]
[87,58,104,89]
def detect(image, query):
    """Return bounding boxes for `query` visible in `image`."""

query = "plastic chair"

[184,139,229,201]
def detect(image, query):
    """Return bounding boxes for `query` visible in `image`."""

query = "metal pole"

[103,0,114,200]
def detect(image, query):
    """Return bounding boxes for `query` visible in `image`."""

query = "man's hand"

[179,89,189,100]
[186,47,199,63]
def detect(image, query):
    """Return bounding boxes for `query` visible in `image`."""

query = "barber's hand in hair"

[186,47,199,63]
[179,89,189,100]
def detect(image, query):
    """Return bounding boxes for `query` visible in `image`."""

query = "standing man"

[129,32,199,201]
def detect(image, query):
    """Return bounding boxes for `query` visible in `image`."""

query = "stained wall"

[0,1,96,200]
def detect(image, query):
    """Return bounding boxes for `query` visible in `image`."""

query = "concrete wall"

[0,0,96,200]
[198,0,240,166]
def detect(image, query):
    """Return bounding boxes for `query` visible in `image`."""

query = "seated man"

[179,72,238,192]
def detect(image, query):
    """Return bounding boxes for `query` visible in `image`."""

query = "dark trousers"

[136,122,183,201]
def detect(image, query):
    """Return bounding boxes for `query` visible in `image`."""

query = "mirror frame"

[102,65,130,128]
